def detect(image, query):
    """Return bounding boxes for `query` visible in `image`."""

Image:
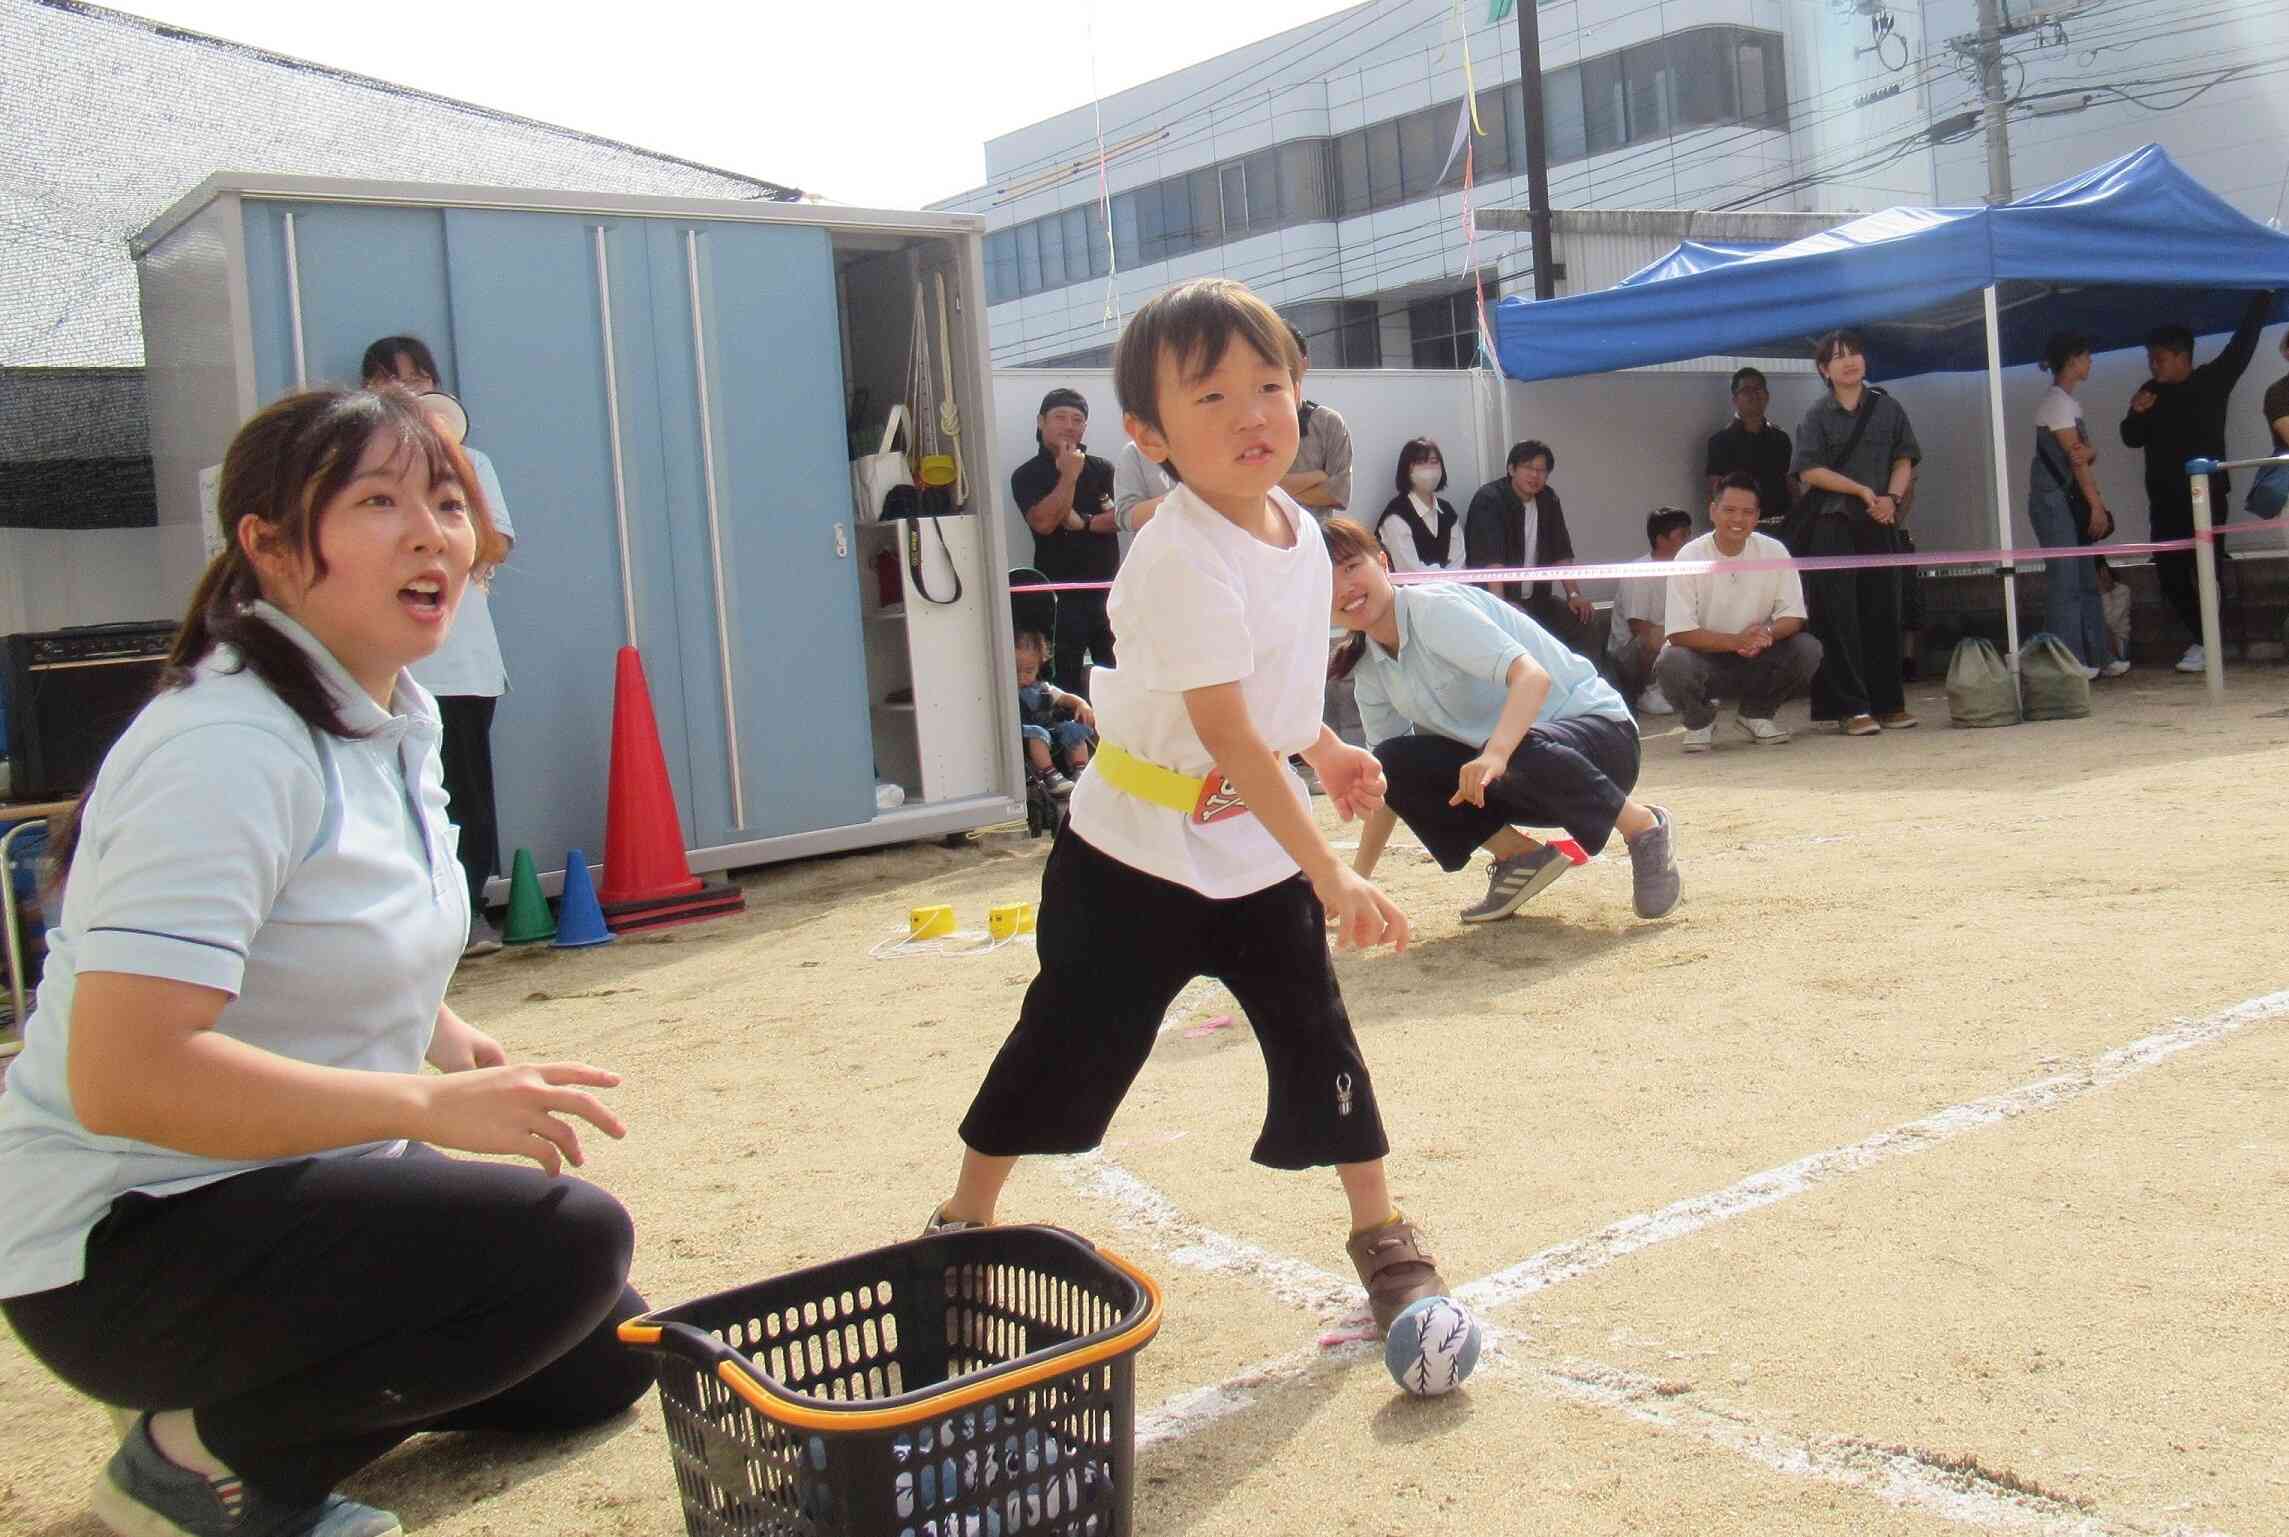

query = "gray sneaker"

[1627,806,1681,919]
[1459,844,1570,923]
[93,1414,402,1537]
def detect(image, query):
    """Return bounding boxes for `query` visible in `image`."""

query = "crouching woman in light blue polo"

[1326,517,1681,924]
[0,389,648,1537]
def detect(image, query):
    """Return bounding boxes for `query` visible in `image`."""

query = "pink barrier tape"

[1006,522,2281,594]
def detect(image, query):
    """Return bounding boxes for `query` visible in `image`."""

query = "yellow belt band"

[1091,742,1206,815]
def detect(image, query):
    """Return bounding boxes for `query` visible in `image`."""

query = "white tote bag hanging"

[850,403,915,525]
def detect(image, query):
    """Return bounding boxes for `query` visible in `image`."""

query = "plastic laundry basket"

[620,1225,1162,1537]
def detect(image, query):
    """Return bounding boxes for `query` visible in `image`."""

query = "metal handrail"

[2186,453,2289,474]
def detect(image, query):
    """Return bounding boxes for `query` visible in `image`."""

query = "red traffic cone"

[596,646,745,932]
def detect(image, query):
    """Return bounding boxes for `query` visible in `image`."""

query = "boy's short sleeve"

[1111,543,1253,693]
[69,723,326,996]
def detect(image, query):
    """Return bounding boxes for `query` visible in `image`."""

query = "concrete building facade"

[934,0,2289,371]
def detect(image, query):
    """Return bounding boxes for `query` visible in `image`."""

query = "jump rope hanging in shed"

[899,278,964,606]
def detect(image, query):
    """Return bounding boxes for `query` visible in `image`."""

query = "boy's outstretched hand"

[1310,741,1387,822]
[1315,865,1410,954]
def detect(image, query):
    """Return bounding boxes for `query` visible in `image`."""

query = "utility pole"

[1513,0,1557,298]
[1973,0,2014,202]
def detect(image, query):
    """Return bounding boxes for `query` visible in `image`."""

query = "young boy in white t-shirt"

[929,278,1448,1333]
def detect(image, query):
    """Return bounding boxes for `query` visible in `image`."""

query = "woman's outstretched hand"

[413,1062,627,1177]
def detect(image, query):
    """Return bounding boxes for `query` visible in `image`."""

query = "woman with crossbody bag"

[2030,333,2127,678]
[1791,330,1923,737]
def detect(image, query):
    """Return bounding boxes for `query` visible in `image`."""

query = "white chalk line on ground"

[1456,987,2289,1313]
[1109,987,2287,1525]
[1059,1151,1362,1319]
[1535,1358,2235,1537]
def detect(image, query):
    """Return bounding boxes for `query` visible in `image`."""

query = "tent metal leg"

[1980,285,2020,668]
[2189,470,2225,701]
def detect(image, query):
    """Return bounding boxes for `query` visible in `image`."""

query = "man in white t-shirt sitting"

[1605,508,1692,715]
[1654,472,1823,751]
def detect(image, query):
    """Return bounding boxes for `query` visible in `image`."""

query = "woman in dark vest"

[1374,438,1459,573]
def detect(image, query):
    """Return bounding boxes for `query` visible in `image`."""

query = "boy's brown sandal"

[1346,1218,1450,1335]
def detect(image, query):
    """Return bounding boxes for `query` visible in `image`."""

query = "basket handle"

[616,1239,1164,1435]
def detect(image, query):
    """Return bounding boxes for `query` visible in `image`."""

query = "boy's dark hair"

[2040,332,2093,375]
[1014,628,1050,651]
[1814,329,1867,374]
[1394,437,1446,495]
[1506,439,1555,474]
[1729,366,1768,394]
[2144,322,2194,358]
[1715,469,1762,501]
[1113,279,1301,482]
[1646,507,1694,547]
[360,334,442,385]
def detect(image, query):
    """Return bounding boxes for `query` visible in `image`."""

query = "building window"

[1335,133,1370,218]
[1134,180,1167,264]
[981,26,1784,307]
[1280,140,1330,223]
[1476,86,1512,179]
[1399,107,1444,197]
[1111,191,1139,268]
[1245,147,1279,234]
[1540,68,1586,163]
[1016,221,1043,296]
[1581,52,1625,156]
[1408,284,1496,370]
[1191,167,1223,249]
[1038,210,1067,290]
[1624,40,1674,145]
[985,229,1017,306]
[1366,120,1403,210]
[1739,32,1787,127]
[1672,29,1736,128]
[1339,300,1382,368]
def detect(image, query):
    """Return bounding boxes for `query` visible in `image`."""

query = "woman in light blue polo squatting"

[1326,516,1681,922]
[0,389,647,1537]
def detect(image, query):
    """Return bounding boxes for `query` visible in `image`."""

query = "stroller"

[1011,566,1069,839]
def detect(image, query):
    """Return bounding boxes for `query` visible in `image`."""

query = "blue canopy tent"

[1493,144,2289,662]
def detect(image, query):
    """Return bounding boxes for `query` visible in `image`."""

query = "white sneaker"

[2076,663,2101,681]
[2100,659,2132,677]
[1734,716,1791,746]
[1636,685,1677,716]
[2175,644,2206,674]
[1682,725,1713,753]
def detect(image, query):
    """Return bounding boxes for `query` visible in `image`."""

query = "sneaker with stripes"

[1458,844,1570,923]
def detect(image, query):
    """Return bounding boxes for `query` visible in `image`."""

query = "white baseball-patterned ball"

[1384,1295,1482,1397]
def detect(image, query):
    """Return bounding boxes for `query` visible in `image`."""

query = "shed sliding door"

[643,221,873,846]
[238,201,874,869]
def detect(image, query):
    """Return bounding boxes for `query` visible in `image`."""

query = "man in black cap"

[1010,387,1120,698]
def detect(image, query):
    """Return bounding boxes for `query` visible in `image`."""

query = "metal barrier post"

[2186,457,2228,703]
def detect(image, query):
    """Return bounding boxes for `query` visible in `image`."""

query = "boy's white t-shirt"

[1070,482,1329,899]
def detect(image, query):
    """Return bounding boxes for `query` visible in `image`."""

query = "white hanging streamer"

[934,270,967,505]
[1087,2,1120,328]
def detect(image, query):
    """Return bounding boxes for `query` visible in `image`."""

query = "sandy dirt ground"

[6,668,2288,1537]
